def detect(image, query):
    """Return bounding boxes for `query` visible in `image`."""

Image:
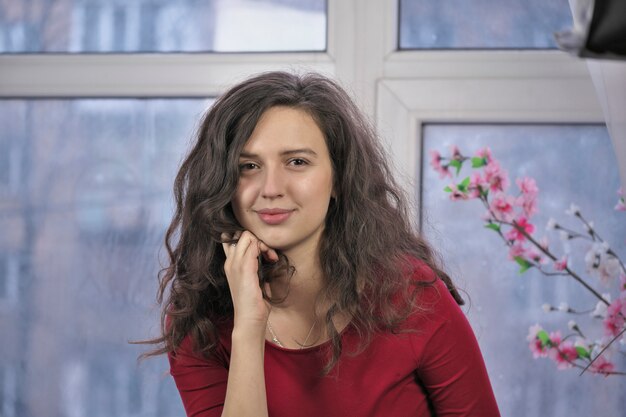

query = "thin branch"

[579,326,626,376]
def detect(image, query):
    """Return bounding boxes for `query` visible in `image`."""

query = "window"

[398,0,572,49]
[420,124,626,416]
[0,98,207,416]
[0,0,327,53]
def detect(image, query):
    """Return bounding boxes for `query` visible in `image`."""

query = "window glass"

[0,98,211,416]
[421,124,626,416]
[0,256,6,299]
[399,0,572,49]
[0,0,326,53]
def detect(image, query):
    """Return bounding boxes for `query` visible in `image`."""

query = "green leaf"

[444,186,452,193]
[449,159,462,175]
[514,256,532,273]
[485,223,501,232]
[457,177,470,192]
[537,330,550,346]
[471,157,487,168]
[575,346,590,359]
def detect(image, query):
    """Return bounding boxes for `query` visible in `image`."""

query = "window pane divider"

[0,53,334,97]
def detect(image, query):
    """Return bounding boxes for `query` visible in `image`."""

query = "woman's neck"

[270,244,325,316]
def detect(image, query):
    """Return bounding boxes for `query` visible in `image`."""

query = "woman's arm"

[221,327,268,417]
[168,317,269,417]
[169,231,277,417]
[218,231,276,417]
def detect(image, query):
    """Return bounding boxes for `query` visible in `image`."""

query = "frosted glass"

[399,0,573,49]
[0,0,326,53]
[421,124,626,416]
[0,98,211,417]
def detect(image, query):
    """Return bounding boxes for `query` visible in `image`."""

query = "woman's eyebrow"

[281,148,318,157]
[239,148,318,158]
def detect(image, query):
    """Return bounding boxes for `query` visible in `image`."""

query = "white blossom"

[568,320,577,330]
[590,295,611,318]
[542,303,552,313]
[583,221,594,233]
[600,241,610,253]
[559,231,570,242]
[558,302,569,312]
[585,244,621,285]
[546,218,558,231]
[565,203,581,216]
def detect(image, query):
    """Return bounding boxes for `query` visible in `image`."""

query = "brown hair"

[139,71,463,373]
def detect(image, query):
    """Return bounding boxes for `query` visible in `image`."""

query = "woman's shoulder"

[167,315,233,365]
[399,257,463,324]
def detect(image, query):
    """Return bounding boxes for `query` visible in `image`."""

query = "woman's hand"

[221,231,278,335]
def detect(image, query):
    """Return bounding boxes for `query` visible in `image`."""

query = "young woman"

[147,71,500,416]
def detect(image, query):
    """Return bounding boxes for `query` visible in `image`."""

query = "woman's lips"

[256,209,293,225]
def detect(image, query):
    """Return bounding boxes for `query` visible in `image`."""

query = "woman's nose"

[260,165,285,199]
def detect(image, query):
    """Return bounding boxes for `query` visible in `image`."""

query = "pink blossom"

[508,244,546,266]
[508,243,528,261]
[549,331,562,345]
[590,355,615,376]
[448,184,469,201]
[529,338,546,358]
[526,247,546,265]
[483,161,510,192]
[554,256,568,271]
[450,144,462,160]
[505,217,535,242]
[539,236,549,250]
[514,178,538,216]
[516,177,538,196]
[516,193,539,218]
[489,193,516,222]
[603,298,626,337]
[475,147,493,163]
[430,150,451,179]
[549,341,578,370]
[468,172,487,198]
[527,324,543,341]
[527,324,549,358]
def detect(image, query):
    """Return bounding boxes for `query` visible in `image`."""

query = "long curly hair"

[140,71,463,373]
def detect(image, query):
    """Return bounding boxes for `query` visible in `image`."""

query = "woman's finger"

[220,232,239,258]
[258,241,279,262]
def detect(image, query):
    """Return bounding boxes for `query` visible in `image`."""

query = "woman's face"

[231,106,334,255]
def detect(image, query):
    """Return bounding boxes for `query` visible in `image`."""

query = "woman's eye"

[239,162,258,171]
[289,158,308,166]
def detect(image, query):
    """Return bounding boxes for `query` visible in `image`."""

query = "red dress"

[168,265,501,417]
